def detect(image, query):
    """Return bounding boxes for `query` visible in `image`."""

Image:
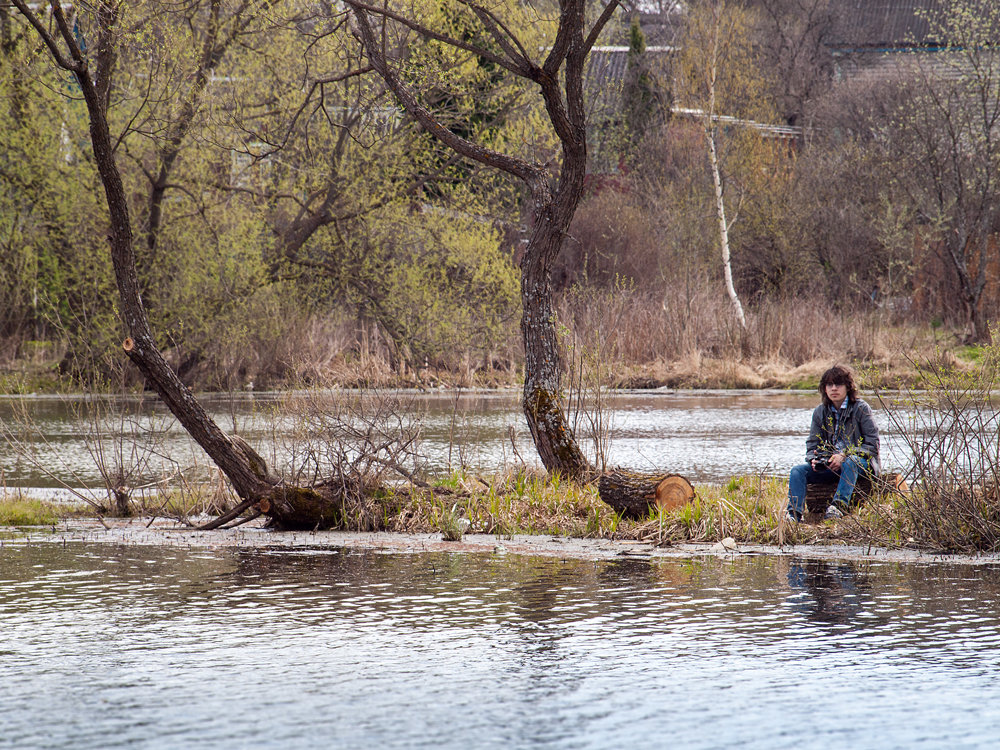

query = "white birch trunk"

[706,127,746,328]
[704,2,747,330]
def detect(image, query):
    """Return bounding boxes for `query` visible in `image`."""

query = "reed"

[0,294,966,393]
[857,347,1000,553]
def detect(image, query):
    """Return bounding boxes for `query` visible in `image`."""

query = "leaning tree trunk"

[82,72,350,529]
[17,1,350,530]
[75,58,273,503]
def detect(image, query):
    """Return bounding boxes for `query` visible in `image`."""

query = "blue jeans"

[787,456,870,517]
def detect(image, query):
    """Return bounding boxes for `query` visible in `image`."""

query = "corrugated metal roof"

[631,1,989,54]
[584,47,629,119]
[835,48,998,83]
[584,46,675,114]
[827,0,944,49]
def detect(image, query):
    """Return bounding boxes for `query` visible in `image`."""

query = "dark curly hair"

[819,365,858,407]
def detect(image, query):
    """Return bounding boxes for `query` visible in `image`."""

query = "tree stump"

[805,472,908,515]
[260,474,385,530]
[199,440,384,531]
[598,471,696,519]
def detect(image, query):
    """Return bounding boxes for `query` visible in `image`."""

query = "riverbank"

[3,517,997,566]
[5,368,998,556]
[3,459,995,557]
[0,321,982,395]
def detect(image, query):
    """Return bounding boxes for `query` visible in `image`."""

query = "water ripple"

[3,545,1000,748]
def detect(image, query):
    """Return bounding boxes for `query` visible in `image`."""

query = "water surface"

[0,390,912,493]
[2,541,1000,749]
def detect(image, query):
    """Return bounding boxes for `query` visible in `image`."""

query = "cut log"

[805,472,908,515]
[598,471,696,519]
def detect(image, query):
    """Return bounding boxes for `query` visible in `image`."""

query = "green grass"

[387,471,795,543]
[0,363,75,395]
[0,470,935,551]
[0,497,60,526]
[786,377,818,391]
[954,344,984,364]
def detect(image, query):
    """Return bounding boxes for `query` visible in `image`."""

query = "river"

[0,389,913,495]
[2,538,999,749]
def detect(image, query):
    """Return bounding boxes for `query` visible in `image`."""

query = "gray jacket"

[805,398,880,474]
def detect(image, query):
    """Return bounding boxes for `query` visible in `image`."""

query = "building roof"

[584,45,674,120]
[826,0,944,51]
[632,1,992,53]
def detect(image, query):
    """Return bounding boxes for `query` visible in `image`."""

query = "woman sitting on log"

[785,365,880,523]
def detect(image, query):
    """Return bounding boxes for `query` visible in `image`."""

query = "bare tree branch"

[10,1,79,72]
[346,0,532,78]
[465,2,534,68]
[347,4,545,188]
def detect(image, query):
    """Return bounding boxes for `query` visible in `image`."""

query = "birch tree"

[676,0,777,330]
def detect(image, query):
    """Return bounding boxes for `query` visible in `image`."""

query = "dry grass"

[852,487,1000,554]
[0,286,969,393]
[361,470,621,538]
[127,472,239,523]
[633,474,789,545]
[556,284,952,390]
[854,349,1000,553]
[371,469,940,551]
[304,469,866,545]
[0,469,956,554]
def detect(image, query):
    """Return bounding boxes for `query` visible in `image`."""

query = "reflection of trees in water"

[787,560,870,625]
[23,543,1000,643]
[229,549,660,628]
[227,549,670,623]
[188,551,1000,645]
[493,557,661,746]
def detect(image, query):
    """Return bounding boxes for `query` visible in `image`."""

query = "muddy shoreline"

[3,518,998,566]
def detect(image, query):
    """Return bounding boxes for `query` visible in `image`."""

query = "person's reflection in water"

[787,560,866,625]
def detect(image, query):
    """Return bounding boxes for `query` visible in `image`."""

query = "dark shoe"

[784,510,801,524]
[824,503,845,520]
